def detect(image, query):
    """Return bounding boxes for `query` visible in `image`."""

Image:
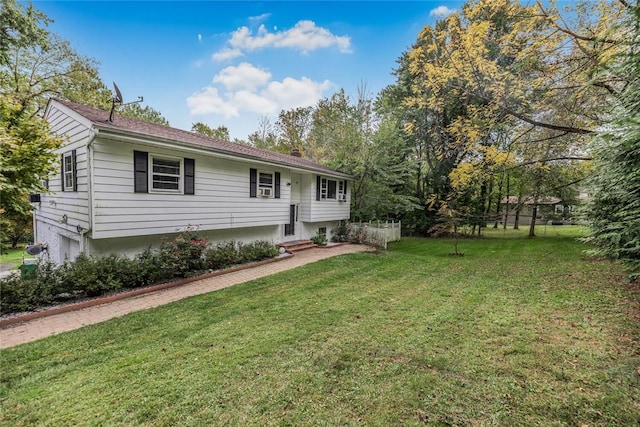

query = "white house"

[33,99,351,264]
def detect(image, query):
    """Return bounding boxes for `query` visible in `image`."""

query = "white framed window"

[258,171,274,197]
[62,151,75,191]
[320,178,338,200]
[151,155,181,192]
[338,180,346,200]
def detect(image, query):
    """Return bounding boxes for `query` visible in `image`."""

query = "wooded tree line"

[1,0,639,276]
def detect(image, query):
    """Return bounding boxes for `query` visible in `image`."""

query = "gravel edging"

[0,253,293,328]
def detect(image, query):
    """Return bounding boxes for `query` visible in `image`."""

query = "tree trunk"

[514,191,523,230]
[528,204,538,237]
[503,173,510,230]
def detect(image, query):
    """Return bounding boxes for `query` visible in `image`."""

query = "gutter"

[92,126,353,180]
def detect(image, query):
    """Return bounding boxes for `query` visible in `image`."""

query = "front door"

[284,173,302,241]
[285,204,296,236]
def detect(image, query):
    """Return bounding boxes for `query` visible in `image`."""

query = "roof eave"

[93,124,353,179]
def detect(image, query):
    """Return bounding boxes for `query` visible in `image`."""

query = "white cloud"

[186,87,239,118]
[213,62,271,91]
[197,34,202,42]
[248,13,271,23]
[264,77,332,108]
[429,5,456,18]
[212,47,243,62]
[231,90,277,114]
[187,63,333,120]
[212,19,351,60]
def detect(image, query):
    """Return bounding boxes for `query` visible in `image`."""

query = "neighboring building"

[500,196,563,226]
[33,99,351,264]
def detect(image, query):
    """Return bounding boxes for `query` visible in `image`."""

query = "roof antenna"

[108,82,143,122]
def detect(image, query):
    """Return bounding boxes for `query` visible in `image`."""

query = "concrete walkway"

[0,244,371,349]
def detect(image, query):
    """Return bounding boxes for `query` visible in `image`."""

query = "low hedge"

[0,234,279,315]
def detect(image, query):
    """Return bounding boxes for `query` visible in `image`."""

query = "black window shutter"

[274,172,281,199]
[316,176,321,200]
[184,158,195,195]
[134,150,149,193]
[60,153,65,191]
[249,168,257,197]
[343,180,347,195]
[71,150,77,192]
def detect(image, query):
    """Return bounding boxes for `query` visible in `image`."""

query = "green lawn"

[1,228,638,426]
[0,246,26,270]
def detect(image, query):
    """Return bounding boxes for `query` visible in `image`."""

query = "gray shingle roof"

[52,98,349,178]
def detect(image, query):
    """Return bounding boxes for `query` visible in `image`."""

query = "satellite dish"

[26,245,44,255]
[113,81,123,104]
[108,81,143,122]
[109,82,124,122]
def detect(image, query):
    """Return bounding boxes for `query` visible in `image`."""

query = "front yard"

[1,227,638,426]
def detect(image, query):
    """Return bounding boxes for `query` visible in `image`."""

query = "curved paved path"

[0,244,371,349]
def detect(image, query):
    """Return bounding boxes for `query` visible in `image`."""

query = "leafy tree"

[0,0,50,66]
[585,2,640,279]
[274,107,314,158]
[0,209,32,248]
[191,122,229,139]
[383,0,626,235]
[119,103,169,126]
[1,33,111,116]
[247,116,278,150]
[0,95,62,252]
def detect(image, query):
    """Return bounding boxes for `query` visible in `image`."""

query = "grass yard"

[1,227,639,426]
[0,246,27,270]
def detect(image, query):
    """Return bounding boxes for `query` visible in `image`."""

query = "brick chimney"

[290,148,301,157]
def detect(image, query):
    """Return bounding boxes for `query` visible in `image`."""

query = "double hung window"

[151,156,181,192]
[133,150,195,195]
[317,176,347,201]
[61,150,77,192]
[249,168,280,198]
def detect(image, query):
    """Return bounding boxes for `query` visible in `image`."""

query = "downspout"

[81,128,96,255]
[32,204,38,244]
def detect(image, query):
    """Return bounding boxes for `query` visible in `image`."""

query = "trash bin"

[19,263,37,279]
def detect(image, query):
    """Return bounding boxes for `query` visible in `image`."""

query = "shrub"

[331,221,349,242]
[36,260,67,296]
[347,223,368,243]
[61,254,132,297]
[238,240,278,263]
[205,241,240,270]
[158,234,208,278]
[310,231,327,246]
[0,234,280,315]
[134,247,167,286]
[0,274,54,315]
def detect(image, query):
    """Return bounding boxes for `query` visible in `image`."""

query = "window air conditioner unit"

[259,188,272,197]
[339,194,347,201]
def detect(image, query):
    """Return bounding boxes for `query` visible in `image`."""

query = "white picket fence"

[349,220,401,249]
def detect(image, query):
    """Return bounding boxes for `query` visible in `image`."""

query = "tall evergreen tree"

[585,3,640,279]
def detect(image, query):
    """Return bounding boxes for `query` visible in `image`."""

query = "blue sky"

[33,1,466,139]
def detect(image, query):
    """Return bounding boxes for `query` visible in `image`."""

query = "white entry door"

[284,174,302,240]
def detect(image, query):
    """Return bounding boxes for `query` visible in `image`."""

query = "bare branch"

[502,106,594,134]
[505,156,592,171]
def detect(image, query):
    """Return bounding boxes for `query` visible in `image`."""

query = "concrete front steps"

[278,240,317,253]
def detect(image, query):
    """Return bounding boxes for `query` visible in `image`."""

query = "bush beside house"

[0,233,279,315]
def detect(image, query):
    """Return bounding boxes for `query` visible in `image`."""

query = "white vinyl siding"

[309,175,350,222]
[91,139,291,238]
[36,104,91,235]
